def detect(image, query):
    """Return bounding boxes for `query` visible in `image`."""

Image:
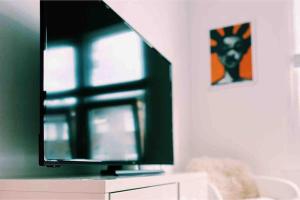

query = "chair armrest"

[208,182,223,200]
[254,175,300,199]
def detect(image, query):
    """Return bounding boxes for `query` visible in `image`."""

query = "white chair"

[187,157,300,200]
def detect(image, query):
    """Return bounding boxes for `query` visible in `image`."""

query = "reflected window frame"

[43,21,148,163]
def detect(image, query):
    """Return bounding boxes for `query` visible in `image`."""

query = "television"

[40,0,173,170]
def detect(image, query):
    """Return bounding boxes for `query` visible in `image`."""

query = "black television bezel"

[39,0,174,167]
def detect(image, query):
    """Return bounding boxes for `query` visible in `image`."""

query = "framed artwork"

[210,22,253,86]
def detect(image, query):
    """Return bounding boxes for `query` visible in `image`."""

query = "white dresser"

[0,173,207,200]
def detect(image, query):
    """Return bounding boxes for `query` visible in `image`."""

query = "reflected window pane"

[89,31,144,86]
[44,115,72,160]
[88,105,139,161]
[44,46,76,92]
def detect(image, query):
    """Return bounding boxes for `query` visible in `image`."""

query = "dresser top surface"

[0,172,206,194]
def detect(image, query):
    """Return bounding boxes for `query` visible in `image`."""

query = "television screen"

[40,1,173,166]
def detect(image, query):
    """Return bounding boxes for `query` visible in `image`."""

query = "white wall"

[189,0,297,181]
[110,0,300,185]
[0,0,192,177]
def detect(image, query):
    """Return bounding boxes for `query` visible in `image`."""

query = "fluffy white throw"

[187,157,261,200]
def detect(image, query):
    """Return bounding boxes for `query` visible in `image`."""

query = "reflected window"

[89,30,144,86]
[44,115,71,160]
[44,46,76,92]
[88,105,139,161]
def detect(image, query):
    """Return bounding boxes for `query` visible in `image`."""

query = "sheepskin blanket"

[187,157,260,200]
[245,198,274,200]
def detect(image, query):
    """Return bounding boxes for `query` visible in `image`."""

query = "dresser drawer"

[109,183,178,200]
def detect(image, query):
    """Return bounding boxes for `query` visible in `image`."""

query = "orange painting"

[210,22,253,85]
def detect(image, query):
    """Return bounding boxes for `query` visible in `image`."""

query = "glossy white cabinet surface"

[0,191,108,200]
[0,173,207,200]
[110,183,178,200]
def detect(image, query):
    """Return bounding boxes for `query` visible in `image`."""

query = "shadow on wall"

[0,14,101,178]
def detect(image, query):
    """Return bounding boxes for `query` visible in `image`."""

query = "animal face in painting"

[211,23,251,82]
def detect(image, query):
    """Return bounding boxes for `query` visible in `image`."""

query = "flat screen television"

[40,0,173,169]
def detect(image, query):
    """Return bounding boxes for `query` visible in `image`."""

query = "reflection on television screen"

[42,1,173,165]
